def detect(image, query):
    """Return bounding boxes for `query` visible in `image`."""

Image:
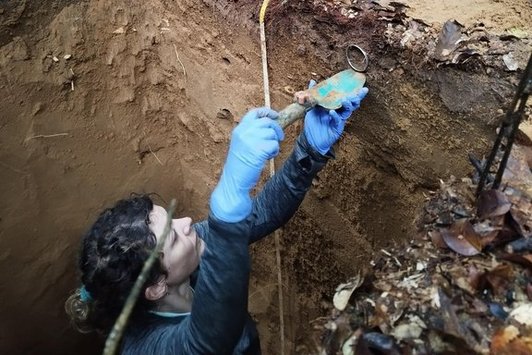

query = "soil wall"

[0,0,527,353]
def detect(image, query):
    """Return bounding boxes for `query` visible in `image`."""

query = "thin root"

[173,44,187,83]
[26,133,69,140]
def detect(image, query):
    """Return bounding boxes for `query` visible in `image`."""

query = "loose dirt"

[0,0,528,354]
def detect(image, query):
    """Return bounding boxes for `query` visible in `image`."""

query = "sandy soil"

[0,0,528,354]
[406,0,531,31]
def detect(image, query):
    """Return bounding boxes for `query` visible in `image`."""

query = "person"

[66,83,369,354]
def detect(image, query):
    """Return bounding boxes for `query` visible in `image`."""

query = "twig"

[381,249,402,267]
[173,44,187,83]
[103,199,177,355]
[148,145,164,166]
[70,69,75,91]
[25,133,69,140]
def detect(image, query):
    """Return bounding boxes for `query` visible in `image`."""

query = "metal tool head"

[308,69,366,110]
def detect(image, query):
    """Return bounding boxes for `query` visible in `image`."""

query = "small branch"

[103,199,177,355]
[173,44,187,83]
[26,133,69,140]
[70,69,75,91]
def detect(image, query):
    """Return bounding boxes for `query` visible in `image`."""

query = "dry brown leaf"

[491,326,519,354]
[490,325,532,355]
[477,189,511,219]
[503,145,532,196]
[438,289,480,350]
[500,253,532,270]
[477,264,514,296]
[505,187,532,238]
[429,230,448,249]
[517,122,532,146]
[434,20,464,61]
[441,220,483,256]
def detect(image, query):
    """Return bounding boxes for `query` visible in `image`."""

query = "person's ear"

[145,276,167,301]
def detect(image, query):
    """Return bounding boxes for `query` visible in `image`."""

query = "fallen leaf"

[490,325,532,354]
[429,230,448,249]
[500,253,532,270]
[341,332,360,355]
[509,303,532,326]
[438,289,480,349]
[490,325,519,353]
[390,322,423,341]
[441,220,483,256]
[503,145,532,195]
[516,122,532,147]
[333,274,364,311]
[471,298,488,314]
[434,20,464,61]
[477,190,511,219]
[477,264,513,296]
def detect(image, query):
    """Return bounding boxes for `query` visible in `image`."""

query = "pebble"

[63,54,72,60]
[52,56,59,62]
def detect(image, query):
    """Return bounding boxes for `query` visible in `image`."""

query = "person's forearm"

[248,133,333,243]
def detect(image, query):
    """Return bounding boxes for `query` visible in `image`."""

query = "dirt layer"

[0,0,528,354]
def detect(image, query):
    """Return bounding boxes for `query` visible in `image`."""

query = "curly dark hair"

[65,195,166,334]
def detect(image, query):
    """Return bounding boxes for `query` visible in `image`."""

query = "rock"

[63,54,72,60]
[52,56,59,62]
[503,53,518,71]
[113,27,125,34]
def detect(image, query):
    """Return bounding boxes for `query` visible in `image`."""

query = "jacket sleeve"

[247,132,333,244]
[144,215,252,355]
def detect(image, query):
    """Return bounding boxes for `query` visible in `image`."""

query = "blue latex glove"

[304,80,369,155]
[210,107,284,222]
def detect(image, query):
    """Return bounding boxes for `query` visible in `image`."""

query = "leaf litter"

[314,143,532,354]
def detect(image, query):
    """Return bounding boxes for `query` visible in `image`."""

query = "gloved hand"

[304,80,369,155]
[210,107,284,222]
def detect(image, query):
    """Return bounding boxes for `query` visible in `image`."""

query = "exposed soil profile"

[0,0,529,354]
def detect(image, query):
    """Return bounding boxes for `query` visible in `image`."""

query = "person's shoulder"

[121,315,185,354]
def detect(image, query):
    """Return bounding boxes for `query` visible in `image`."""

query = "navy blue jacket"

[121,133,332,354]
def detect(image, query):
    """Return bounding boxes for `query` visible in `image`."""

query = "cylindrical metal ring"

[346,44,369,72]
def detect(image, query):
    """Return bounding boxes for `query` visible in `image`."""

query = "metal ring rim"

[345,44,369,72]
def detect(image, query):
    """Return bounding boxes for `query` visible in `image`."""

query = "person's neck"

[156,279,194,313]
